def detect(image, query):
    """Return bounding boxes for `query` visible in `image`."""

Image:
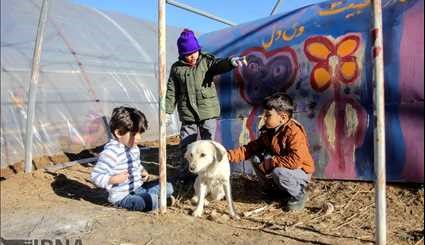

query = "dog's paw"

[190,196,198,205]
[192,208,203,217]
[230,213,241,220]
[191,196,210,206]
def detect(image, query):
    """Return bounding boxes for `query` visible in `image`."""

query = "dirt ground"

[1,141,424,245]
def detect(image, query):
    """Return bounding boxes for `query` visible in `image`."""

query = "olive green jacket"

[165,52,234,123]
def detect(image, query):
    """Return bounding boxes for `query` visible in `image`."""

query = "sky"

[71,0,327,33]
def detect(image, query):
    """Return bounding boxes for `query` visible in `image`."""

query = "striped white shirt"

[91,139,144,204]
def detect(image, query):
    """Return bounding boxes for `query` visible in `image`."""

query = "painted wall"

[199,0,424,182]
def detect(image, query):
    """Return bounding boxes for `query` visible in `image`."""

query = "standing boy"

[166,29,246,183]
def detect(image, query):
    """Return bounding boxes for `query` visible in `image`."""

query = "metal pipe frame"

[166,0,236,26]
[371,0,387,244]
[270,0,283,16]
[24,0,49,173]
[158,0,168,213]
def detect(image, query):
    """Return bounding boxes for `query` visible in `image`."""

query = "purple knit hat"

[177,29,201,56]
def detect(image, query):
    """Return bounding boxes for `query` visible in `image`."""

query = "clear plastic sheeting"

[1,0,182,167]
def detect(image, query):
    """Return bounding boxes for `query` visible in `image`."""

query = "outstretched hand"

[230,56,248,67]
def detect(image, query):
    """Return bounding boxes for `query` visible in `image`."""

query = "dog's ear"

[210,141,224,162]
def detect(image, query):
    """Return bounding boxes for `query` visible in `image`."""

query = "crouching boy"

[227,93,315,210]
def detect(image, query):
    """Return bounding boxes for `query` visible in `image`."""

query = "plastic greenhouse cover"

[1,0,186,167]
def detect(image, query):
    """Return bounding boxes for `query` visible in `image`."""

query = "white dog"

[184,140,239,219]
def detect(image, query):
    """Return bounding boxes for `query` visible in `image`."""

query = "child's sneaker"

[167,195,176,207]
[286,192,308,211]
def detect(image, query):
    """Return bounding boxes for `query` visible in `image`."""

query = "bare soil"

[1,140,424,245]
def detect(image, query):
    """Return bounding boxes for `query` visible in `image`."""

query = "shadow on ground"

[51,142,278,208]
[48,172,110,206]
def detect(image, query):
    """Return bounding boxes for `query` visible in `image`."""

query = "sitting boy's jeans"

[116,180,174,211]
[251,159,310,199]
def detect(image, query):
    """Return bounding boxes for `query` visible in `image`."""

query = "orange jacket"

[227,119,315,174]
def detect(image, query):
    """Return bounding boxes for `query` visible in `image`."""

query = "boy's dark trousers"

[176,118,217,182]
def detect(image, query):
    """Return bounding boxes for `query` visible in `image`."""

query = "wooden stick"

[260,228,333,245]
[243,213,374,244]
[229,222,332,245]
[243,205,270,217]
[261,209,283,221]
[342,188,360,211]
[334,213,359,230]
[285,221,303,231]
[243,216,283,228]
[231,224,267,230]
[297,225,375,243]
[359,202,375,211]
[144,238,153,245]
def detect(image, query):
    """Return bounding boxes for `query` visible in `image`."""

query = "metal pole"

[371,0,387,244]
[158,0,167,213]
[166,0,236,26]
[24,0,49,173]
[270,0,283,16]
